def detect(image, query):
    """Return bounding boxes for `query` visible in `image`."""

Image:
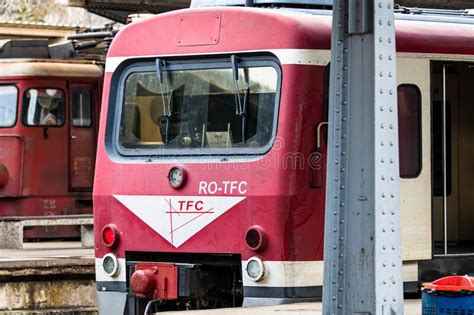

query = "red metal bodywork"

[0,72,102,238]
[96,8,330,262]
[69,83,99,191]
[94,6,474,305]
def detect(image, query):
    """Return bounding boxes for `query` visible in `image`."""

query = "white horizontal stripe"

[105,49,330,73]
[398,52,474,61]
[242,260,324,287]
[95,257,126,282]
[94,258,417,287]
[275,49,330,65]
[106,50,474,73]
[242,260,418,287]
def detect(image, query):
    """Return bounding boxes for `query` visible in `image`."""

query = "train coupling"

[130,262,198,301]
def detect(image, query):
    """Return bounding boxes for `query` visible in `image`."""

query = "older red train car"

[94,1,474,313]
[0,40,103,238]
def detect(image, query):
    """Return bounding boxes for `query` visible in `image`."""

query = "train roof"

[191,0,332,7]
[289,7,474,25]
[107,6,474,60]
[0,59,103,78]
[192,0,474,24]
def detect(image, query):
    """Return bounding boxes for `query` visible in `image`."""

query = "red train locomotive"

[0,39,103,238]
[94,1,474,313]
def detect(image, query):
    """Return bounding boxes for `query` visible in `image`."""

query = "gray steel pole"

[323,1,404,314]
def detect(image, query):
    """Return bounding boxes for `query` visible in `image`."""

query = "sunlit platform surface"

[0,241,93,261]
[163,300,421,315]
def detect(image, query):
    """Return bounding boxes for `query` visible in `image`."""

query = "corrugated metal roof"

[68,0,191,23]
[0,20,102,30]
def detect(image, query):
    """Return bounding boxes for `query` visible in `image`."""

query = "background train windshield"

[118,64,278,153]
[0,86,17,127]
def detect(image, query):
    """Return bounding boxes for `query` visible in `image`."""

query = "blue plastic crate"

[422,291,474,315]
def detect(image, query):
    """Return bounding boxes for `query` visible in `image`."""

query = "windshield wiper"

[156,58,173,143]
[231,55,248,142]
[241,88,249,141]
[231,55,243,116]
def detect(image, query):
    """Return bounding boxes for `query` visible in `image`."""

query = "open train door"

[69,83,98,191]
[431,61,474,257]
[397,57,432,285]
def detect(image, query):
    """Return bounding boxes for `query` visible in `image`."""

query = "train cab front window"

[22,88,65,127]
[0,85,17,128]
[117,57,280,155]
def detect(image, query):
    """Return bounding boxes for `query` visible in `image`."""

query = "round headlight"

[103,253,119,277]
[168,166,187,189]
[246,257,265,282]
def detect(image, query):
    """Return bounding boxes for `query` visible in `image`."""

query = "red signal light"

[245,226,267,252]
[101,224,119,248]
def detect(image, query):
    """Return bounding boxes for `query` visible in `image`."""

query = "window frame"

[0,84,19,128]
[21,87,66,128]
[71,89,93,128]
[111,55,282,157]
[398,83,423,179]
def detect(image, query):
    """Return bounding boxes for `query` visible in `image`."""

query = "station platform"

[163,300,421,315]
[0,243,422,314]
[0,241,96,313]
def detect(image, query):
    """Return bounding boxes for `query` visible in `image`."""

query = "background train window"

[23,88,65,127]
[398,84,422,178]
[72,90,92,127]
[119,65,278,152]
[0,85,18,128]
[432,101,452,196]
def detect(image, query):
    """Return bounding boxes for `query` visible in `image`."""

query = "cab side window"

[0,85,18,128]
[398,84,422,178]
[72,90,92,127]
[23,88,65,127]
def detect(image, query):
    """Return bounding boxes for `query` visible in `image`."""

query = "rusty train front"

[0,50,102,238]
